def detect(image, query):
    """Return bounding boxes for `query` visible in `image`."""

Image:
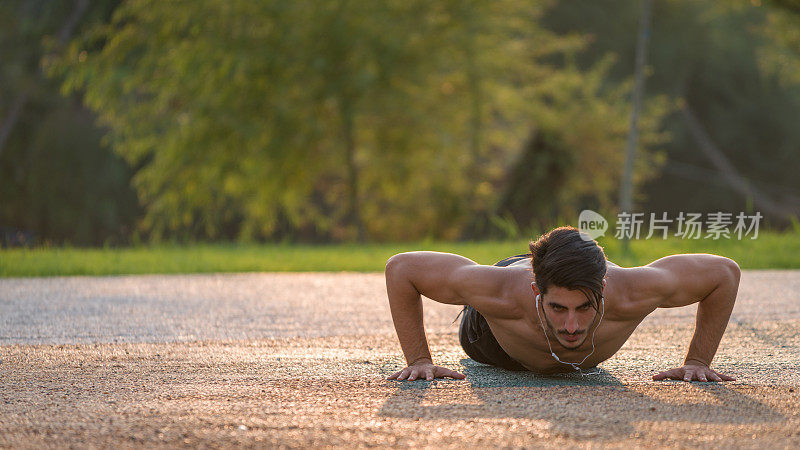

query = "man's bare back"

[384,228,740,382]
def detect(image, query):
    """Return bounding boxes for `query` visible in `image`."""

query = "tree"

[541,0,800,223]
[57,0,632,241]
[0,0,137,245]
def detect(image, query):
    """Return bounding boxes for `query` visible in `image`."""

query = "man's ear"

[602,278,607,288]
[531,282,540,297]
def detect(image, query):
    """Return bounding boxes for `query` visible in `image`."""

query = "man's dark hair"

[529,226,607,311]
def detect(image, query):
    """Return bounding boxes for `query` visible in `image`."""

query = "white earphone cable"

[535,292,604,376]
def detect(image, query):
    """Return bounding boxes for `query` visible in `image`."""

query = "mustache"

[558,330,586,336]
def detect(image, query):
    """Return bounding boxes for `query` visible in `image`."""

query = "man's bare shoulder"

[605,254,739,318]
[453,263,530,319]
[385,251,527,315]
[603,263,665,320]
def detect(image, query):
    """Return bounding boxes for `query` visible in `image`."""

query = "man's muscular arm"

[384,251,506,381]
[642,254,740,382]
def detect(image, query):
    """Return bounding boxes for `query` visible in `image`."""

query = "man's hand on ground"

[653,364,736,382]
[387,360,466,381]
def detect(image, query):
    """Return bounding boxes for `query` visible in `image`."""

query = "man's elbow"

[385,252,413,277]
[722,257,741,282]
[719,257,741,294]
[385,253,422,298]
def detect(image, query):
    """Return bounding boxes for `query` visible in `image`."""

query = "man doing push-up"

[385,226,739,382]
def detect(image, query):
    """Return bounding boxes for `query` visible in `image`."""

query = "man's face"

[537,286,599,349]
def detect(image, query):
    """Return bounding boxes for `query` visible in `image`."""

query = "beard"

[542,311,595,349]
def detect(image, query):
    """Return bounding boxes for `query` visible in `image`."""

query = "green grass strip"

[1,232,798,277]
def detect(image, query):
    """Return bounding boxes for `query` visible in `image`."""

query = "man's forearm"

[685,274,739,366]
[385,261,432,365]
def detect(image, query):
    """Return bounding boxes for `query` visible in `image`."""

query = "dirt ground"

[1,271,799,448]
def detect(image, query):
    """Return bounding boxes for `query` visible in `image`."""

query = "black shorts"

[457,254,529,371]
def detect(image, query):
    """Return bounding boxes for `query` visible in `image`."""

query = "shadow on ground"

[379,358,785,440]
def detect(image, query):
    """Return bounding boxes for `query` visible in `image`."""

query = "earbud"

[534,290,606,376]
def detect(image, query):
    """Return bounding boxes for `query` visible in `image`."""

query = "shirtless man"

[385,226,740,382]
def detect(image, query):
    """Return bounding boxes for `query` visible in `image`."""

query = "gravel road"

[1,270,799,448]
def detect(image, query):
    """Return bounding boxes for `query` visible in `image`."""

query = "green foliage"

[5,0,795,245]
[494,56,671,232]
[541,0,800,218]
[52,0,670,242]
[759,3,800,85]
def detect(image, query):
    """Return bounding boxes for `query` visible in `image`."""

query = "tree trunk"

[0,0,89,160]
[618,0,653,250]
[466,25,482,171]
[341,99,365,241]
[0,94,27,159]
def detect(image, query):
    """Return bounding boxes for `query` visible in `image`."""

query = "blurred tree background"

[0,0,138,246]
[1,0,798,245]
[543,0,800,223]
